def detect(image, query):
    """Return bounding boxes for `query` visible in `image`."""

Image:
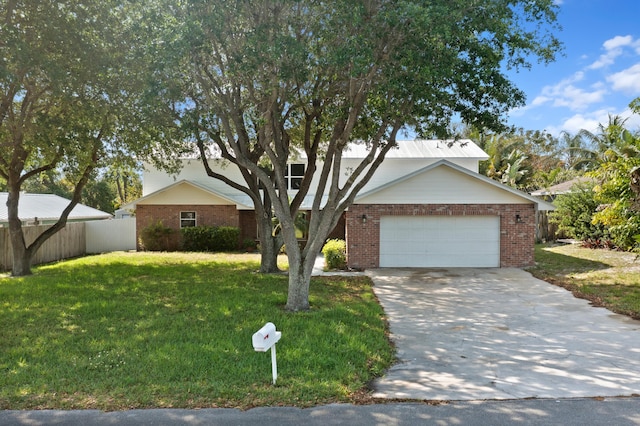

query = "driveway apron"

[368,268,640,400]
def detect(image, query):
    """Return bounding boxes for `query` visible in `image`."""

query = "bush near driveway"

[0,252,394,410]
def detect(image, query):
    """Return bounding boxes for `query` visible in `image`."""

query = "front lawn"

[527,243,640,319]
[0,252,394,410]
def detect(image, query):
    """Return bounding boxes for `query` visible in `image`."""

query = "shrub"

[181,225,240,252]
[242,238,258,251]
[139,220,175,251]
[181,226,217,251]
[322,239,347,270]
[214,226,240,251]
[550,181,607,241]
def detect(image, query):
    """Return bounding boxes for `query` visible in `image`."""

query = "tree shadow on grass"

[528,249,640,320]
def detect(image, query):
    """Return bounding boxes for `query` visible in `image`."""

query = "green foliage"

[0,252,394,409]
[550,182,606,241]
[243,238,258,250]
[322,239,347,270]
[478,129,560,191]
[139,220,175,251]
[593,201,640,250]
[588,116,640,249]
[181,226,240,252]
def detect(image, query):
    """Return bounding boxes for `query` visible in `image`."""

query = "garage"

[379,215,500,267]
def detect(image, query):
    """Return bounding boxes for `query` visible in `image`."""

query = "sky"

[506,0,640,136]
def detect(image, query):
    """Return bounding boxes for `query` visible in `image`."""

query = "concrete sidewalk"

[368,268,640,401]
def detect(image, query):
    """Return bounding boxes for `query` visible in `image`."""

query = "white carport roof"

[0,193,112,223]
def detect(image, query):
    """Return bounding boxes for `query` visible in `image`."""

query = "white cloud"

[603,35,633,50]
[606,63,640,94]
[588,35,634,70]
[536,72,606,111]
[544,107,640,136]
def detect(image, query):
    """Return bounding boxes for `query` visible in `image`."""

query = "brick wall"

[136,204,241,249]
[346,203,536,269]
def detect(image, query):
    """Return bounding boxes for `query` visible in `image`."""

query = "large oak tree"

[158,0,561,310]
[0,1,177,276]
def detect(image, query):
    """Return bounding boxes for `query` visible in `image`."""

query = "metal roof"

[180,139,489,161]
[341,139,489,159]
[0,193,113,223]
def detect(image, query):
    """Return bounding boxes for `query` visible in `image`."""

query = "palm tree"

[501,149,529,188]
[558,130,597,170]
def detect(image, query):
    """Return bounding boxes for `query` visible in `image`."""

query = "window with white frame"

[285,163,305,190]
[180,211,196,228]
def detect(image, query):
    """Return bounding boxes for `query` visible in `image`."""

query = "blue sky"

[507,0,640,136]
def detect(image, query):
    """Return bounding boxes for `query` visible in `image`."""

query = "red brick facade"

[346,203,536,269]
[136,204,241,249]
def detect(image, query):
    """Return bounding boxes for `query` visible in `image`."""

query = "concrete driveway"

[367,268,640,400]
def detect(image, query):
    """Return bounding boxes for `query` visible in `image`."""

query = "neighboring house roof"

[530,176,594,197]
[0,193,112,223]
[340,139,489,160]
[355,160,556,211]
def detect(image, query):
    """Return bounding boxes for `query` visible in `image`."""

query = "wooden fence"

[536,210,564,243]
[1,218,136,272]
[0,222,85,271]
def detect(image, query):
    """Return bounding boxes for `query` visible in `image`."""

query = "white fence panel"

[86,218,136,253]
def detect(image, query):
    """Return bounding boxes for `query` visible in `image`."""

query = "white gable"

[356,161,552,208]
[136,181,236,206]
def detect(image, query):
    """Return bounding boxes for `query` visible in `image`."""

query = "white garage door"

[379,216,500,267]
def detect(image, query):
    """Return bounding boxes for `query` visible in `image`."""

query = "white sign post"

[252,322,282,385]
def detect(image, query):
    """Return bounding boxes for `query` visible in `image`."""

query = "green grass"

[527,243,640,319]
[0,252,394,410]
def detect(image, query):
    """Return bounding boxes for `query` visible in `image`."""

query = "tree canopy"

[146,0,562,310]
[0,1,177,275]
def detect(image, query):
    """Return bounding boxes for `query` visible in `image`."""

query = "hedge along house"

[123,139,554,267]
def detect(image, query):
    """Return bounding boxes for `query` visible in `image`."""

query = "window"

[180,211,196,228]
[285,163,305,190]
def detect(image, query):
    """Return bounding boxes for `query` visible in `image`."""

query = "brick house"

[123,140,554,268]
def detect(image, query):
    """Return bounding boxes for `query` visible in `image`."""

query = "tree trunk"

[10,247,33,276]
[259,234,282,273]
[257,214,282,273]
[285,250,311,311]
[7,190,34,276]
[284,236,319,311]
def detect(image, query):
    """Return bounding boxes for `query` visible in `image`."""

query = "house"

[0,192,113,226]
[123,139,554,268]
[530,176,594,201]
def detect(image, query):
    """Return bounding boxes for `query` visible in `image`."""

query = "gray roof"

[530,177,594,197]
[0,193,112,223]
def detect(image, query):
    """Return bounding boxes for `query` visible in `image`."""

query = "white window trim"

[180,211,197,228]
